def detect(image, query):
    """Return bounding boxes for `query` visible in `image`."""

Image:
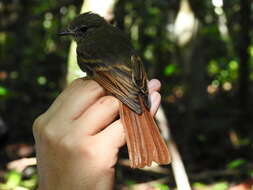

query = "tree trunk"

[238,0,250,114]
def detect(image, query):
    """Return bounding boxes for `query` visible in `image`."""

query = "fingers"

[47,78,160,121]
[96,120,125,148]
[148,79,161,115]
[96,81,162,148]
[73,96,120,135]
[50,79,106,120]
[40,78,161,141]
[148,79,161,93]
[95,92,161,149]
[150,92,161,115]
[65,80,106,120]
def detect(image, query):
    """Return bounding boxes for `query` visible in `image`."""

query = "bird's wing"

[93,55,150,114]
[130,54,150,109]
[94,68,142,114]
[77,51,143,114]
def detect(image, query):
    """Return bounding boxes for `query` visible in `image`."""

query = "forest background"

[0,0,253,189]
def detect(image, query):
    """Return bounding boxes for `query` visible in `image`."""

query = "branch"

[155,106,192,190]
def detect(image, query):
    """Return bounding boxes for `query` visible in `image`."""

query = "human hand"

[33,78,161,190]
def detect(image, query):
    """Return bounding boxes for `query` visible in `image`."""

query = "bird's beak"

[58,29,75,36]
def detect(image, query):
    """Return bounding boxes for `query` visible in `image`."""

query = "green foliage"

[125,180,136,187]
[1,0,253,189]
[164,64,177,76]
[4,170,22,189]
[207,58,238,83]
[37,76,47,85]
[193,182,229,190]
[0,170,38,190]
[227,159,246,169]
[248,170,253,177]
[0,0,81,143]
[193,182,207,189]
[208,60,219,75]
[0,86,8,96]
[154,183,170,190]
[0,170,37,190]
[20,175,38,189]
[212,182,228,190]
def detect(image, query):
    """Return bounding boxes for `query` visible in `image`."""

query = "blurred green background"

[0,0,253,189]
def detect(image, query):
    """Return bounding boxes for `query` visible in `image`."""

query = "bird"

[58,12,170,168]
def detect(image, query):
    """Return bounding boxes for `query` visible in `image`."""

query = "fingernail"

[150,92,159,104]
[148,80,156,89]
[150,92,160,115]
[148,79,161,90]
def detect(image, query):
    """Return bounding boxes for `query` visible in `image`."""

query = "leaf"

[125,180,136,187]
[212,182,228,190]
[193,182,206,189]
[227,159,246,169]
[208,60,219,75]
[5,170,22,189]
[248,170,253,177]
[20,175,38,189]
[228,60,238,70]
[0,86,7,96]
[154,183,170,190]
[164,64,176,76]
[159,184,170,190]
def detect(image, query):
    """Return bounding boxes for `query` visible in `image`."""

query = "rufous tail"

[119,96,171,168]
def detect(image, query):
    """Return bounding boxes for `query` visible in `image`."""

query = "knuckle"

[70,79,105,96]
[57,134,75,152]
[86,80,105,95]
[76,140,97,158]
[71,78,84,86]
[68,78,85,90]
[98,96,119,108]
[33,114,44,128]
[32,113,47,136]
[39,125,58,146]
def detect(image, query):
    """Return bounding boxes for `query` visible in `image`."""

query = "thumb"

[150,91,161,116]
[97,91,161,147]
[96,120,125,148]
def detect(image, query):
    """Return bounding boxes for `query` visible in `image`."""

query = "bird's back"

[76,25,146,114]
[78,25,134,65]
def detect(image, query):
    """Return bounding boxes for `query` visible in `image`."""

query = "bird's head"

[58,12,107,41]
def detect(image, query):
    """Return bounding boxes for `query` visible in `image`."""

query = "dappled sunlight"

[223,82,232,91]
[207,84,218,95]
[0,0,253,189]
[212,0,229,40]
[173,0,198,46]
[81,0,115,19]
[229,129,240,148]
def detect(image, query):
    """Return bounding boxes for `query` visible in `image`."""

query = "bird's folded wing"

[94,69,142,114]
[131,55,150,109]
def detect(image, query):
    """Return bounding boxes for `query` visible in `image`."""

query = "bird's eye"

[78,26,88,33]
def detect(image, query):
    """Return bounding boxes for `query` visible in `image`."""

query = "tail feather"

[119,96,171,168]
[144,106,169,164]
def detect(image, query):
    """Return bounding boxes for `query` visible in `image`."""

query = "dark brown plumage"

[59,12,170,168]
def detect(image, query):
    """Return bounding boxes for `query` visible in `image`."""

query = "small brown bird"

[59,12,170,168]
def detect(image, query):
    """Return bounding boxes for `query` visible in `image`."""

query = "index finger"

[47,79,106,120]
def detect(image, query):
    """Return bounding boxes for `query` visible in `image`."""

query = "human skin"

[33,78,161,190]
